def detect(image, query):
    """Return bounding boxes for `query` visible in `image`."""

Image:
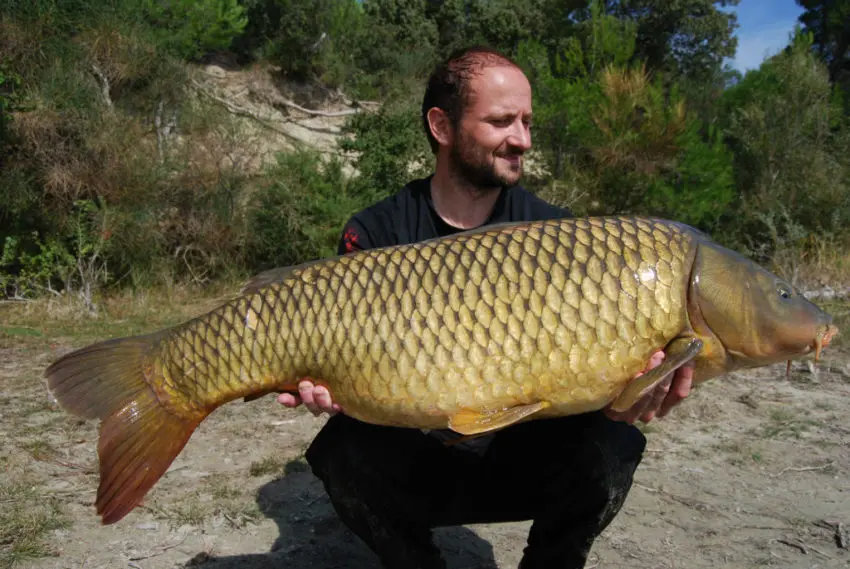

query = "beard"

[449,131,523,191]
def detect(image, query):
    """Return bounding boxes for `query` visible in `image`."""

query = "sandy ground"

[1,304,849,569]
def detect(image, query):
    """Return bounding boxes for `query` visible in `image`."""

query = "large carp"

[46,216,836,524]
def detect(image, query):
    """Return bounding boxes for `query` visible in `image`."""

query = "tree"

[718,31,850,260]
[797,0,850,84]
[610,0,740,81]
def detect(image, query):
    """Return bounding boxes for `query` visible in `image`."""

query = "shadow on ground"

[185,460,498,569]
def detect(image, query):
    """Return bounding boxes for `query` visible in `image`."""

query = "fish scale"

[142,217,689,428]
[45,215,837,524]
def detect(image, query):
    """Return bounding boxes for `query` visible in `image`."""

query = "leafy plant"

[144,0,248,60]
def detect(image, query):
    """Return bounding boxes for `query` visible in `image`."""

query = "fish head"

[690,241,837,372]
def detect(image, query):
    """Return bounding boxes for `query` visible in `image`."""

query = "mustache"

[497,147,526,158]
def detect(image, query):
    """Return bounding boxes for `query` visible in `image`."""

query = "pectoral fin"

[449,401,551,435]
[609,338,703,413]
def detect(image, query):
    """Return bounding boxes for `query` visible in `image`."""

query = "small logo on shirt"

[343,227,361,253]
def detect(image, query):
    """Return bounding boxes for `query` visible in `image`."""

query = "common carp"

[45,216,837,524]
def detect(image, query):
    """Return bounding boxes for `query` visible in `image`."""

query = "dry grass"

[771,238,850,292]
[0,480,70,569]
[0,282,239,347]
[249,456,285,478]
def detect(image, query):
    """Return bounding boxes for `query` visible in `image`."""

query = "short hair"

[421,46,523,153]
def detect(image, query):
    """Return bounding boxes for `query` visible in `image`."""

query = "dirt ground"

[1,295,848,569]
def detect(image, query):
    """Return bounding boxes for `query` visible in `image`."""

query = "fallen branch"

[815,520,847,549]
[273,97,362,117]
[190,80,339,154]
[774,538,807,554]
[128,535,187,561]
[770,461,834,478]
[91,63,112,109]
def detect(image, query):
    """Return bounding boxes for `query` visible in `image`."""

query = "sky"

[726,0,806,73]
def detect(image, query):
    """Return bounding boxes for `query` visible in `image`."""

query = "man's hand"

[604,350,695,424]
[277,379,342,417]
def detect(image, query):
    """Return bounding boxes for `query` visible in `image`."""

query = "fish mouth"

[812,324,839,362]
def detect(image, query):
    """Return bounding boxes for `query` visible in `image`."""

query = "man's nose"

[508,121,532,151]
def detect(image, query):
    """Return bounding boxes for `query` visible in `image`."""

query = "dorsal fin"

[240,258,331,295]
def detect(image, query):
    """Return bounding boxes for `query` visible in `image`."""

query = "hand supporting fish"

[280,349,696,424]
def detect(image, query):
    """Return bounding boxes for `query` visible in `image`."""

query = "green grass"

[0,482,70,569]
[761,408,821,439]
[0,326,43,338]
[248,455,284,477]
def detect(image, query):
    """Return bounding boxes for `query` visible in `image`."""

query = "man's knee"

[304,414,355,482]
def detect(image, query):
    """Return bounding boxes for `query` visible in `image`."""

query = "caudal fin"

[45,334,203,524]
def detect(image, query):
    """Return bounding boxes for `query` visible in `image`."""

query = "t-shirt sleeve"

[337,217,374,255]
[526,192,574,222]
[534,198,573,221]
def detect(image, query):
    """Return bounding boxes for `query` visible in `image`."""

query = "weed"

[0,482,70,569]
[20,439,56,461]
[761,408,821,439]
[249,456,284,477]
[211,484,242,500]
[158,495,210,528]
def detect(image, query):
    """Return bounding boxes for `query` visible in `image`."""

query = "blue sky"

[726,1,805,72]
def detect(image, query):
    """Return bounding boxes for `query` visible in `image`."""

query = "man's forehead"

[465,66,532,112]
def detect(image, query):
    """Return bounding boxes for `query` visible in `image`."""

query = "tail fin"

[46,334,204,524]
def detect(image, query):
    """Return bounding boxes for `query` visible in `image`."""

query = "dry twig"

[128,534,188,561]
[775,538,807,554]
[770,461,834,478]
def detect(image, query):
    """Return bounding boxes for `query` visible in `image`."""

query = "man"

[279,46,694,568]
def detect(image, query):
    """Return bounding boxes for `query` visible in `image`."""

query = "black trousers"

[306,411,646,569]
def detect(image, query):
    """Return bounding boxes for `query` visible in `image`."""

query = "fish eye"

[776,284,792,299]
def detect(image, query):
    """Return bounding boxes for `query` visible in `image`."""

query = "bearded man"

[278,46,694,569]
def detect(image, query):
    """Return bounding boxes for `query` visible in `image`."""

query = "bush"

[247,150,361,270]
[339,100,432,204]
[143,0,247,60]
[717,31,850,260]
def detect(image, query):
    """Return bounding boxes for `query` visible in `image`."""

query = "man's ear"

[426,107,453,147]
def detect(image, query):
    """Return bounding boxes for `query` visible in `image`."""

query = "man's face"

[449,65,533,189]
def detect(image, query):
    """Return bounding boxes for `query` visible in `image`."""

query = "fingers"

[645,350,665,372]
[638,373,673,423]
[276,379,340,417]
[605,350,694,425]
[276,392,301,408]
[657,363,694,418]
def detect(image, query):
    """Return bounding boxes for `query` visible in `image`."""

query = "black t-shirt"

[337,176,572,255]
[336,176,573,453]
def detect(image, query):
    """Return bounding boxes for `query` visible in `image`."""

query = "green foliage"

[247,151,360,269]
[644,123,736,231]
[340,101,432,203]
[610,0,741,81]
[797,0,850,85]
[0,199,110,306]
[718,30,850,259]
[517,3,638,181]
[237,0,365,86]
[0,64,21,163]
[520,9,735,228]
[144,0,248,60]
[1,0,848,298]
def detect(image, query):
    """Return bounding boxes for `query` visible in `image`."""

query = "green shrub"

[143,0,248,60]
[247,150,361,270]
[340,101,432,204]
